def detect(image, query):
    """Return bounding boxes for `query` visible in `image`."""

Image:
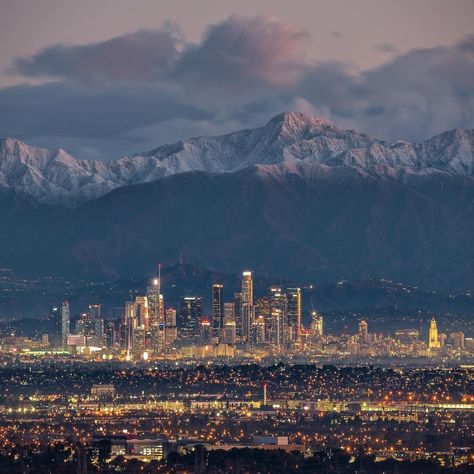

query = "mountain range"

[1,111,473,206]
[0,112,473,290]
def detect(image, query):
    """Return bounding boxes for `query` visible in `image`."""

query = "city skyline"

[4,268,469,365]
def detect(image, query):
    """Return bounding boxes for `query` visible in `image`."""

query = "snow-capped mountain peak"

[265,111,335,136]
[0,112,473,206]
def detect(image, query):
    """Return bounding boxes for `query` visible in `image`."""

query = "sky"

[0,0,473,160]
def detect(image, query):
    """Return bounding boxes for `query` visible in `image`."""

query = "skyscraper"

[89,304,104,346]
[286,288,301,346]
[61,301,70,349]
[180,296,203,340]
[224,302,235,324]
[223,320,237,345]
[123,297,150,358]
[311,311,323,337]
[135,296,149,330]
[200,318,212,345]
[124,300,137,359]
[223,302,237,345]
[76,313,95,338]
[252,315,266,345]
[241,272,254,342]
[89,304,101,320]
[269,288,287,315]
[133,296,149,354]
[104,319,116,348]
[450,332,465,350]
[212,284,224,341]
[165,307,177,347]
[48,306,62,348]
[358,320,368,343]
[233,292,242,339]
[255,296,271,343]
[268,288,287,348]
[428,317,440,349]
[269,309,285,352]
[241,272,253,305]
[147,276,165,352]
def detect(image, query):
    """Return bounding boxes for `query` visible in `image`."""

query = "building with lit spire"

[428,317,440,349]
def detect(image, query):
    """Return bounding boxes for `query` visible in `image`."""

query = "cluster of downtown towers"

[50,272,306,357]
[123,271,304,358]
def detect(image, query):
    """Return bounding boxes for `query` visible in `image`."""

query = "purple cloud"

[12,26,182,85]
[11,15,309,92]
[2,16,474,159]
[173,14,310,91]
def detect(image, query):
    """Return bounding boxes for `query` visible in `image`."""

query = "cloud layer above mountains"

[2,15,474,159]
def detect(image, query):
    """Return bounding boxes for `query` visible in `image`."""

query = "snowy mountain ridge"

[1,111,473,206]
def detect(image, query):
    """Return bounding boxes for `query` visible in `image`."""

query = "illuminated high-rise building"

[212,284,224,341]
[89,304,101,320]
[48,306,62,348]
[122,298,148,358]
[269,309,285,352]
[286,288,302,345]
[133,296,149,354]
[135,296,149,330]
[255,296,270,318]
[180,296,203,340]
[165,307,177,347]
[122,297,150,359]
[269,288,287,317]
[104,319,116,348]
[222,302,237,345]
[251,315,266,345]
[61,301,70,349]
[255,296,271,342]
[241,272,254,342]
[233,292,242,339]
[223,320,237,345]
[147,276,165,352]
[76,313,95,340]
[124,301,137,358]
[311,311,323,337]
[428,318,440,349]
[224,302,235,324]
[269,288,287,346]
[242,272,253,305]
[95,319,105,346]
[89,304,104,346]
[359,320,368,343]
[450,332,465,350]
[200,318,212,345]
[394,329,419,344]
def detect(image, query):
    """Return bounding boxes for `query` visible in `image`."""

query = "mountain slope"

[1,162,472,290]
[1,112,473,205]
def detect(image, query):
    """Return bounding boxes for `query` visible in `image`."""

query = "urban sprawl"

[0,271,473,473]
